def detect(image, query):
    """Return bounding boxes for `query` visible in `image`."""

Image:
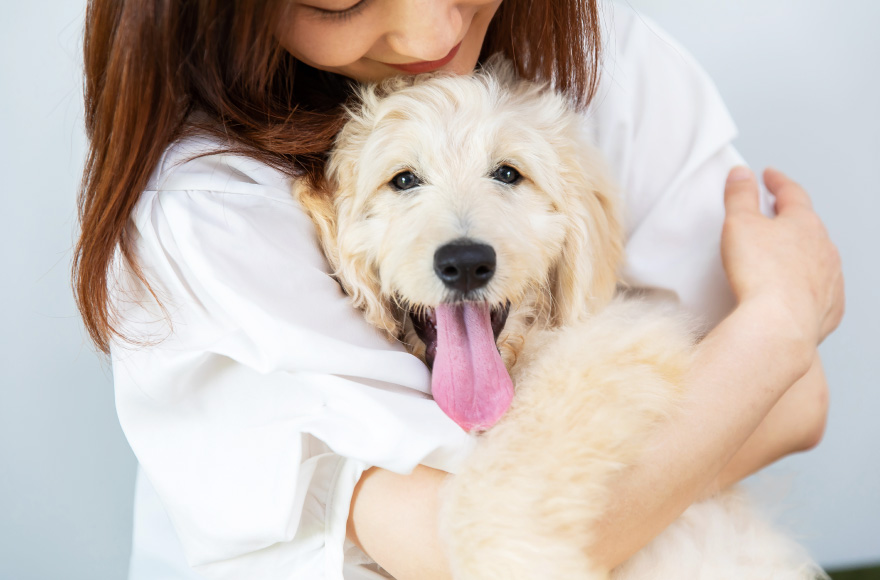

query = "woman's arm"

[706,352,828,496]
[346,168,843,579]
[348,465,453,580]
[587,299,821,569]
[348,357,830,578]
[346,311,824,580]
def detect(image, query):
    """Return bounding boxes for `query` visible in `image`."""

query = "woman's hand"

[721,167,845,349]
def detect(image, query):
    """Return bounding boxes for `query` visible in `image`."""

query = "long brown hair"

[74,0,604,353]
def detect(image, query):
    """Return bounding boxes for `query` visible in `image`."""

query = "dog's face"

[297,63,622,431]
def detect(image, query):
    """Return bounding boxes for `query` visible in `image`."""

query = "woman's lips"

[384,43,462,74]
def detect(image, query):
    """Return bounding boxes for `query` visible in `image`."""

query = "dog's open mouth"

[410,302,510,369]
[410,302,513,432]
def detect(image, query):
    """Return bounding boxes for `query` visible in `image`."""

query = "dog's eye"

[492,165,522,185]
[390,171,420,191]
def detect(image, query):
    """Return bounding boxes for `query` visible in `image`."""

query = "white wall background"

[0,1,876,579]
[1,3,136,580]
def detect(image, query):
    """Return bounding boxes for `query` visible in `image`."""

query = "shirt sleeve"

[588,2,774,330]
[112,149,474,579]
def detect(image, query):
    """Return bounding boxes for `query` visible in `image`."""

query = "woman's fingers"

[724,166,761,215]
[763,167,813,212]
[721,165,844,347]
[725,166,813,217]
[763,168,843,340]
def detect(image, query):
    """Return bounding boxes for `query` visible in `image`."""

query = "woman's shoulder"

[598,0,716,76]
[144,132,294,202]
[591,0,738,153]
[588,1,739,226]
[132,133,317,273]
[587,2,746,328]
[127,133,332,313]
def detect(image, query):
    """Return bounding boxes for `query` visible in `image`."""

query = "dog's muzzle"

[405,236,513,432]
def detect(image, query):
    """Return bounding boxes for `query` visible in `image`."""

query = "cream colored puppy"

[295,60,823,580]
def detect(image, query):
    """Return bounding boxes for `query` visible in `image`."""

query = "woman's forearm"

[588,296,814,570]
[348,298,820,578]
[705,353,828,496]
[348,464,453,580]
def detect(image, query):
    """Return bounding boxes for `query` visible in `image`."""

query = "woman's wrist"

[725,294,816,389]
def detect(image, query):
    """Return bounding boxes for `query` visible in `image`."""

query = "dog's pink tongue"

[432,303,514,432]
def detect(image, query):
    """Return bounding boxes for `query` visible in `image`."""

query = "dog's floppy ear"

[551,150,623,326]
[294,179,340,268]
[294,173,401,339]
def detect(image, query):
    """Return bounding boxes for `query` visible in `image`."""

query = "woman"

[74,1,843,579]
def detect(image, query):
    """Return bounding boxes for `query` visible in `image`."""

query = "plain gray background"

[1,1,877,579]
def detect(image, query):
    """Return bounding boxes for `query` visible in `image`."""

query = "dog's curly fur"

[294,60,824,580]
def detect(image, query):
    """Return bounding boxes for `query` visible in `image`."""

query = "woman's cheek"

[278,14,379,69]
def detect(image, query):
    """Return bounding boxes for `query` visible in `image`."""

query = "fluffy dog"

[295,60,824,580]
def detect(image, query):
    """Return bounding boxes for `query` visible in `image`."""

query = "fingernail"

[727,166,753,183]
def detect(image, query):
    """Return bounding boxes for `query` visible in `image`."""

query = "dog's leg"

[439,300,693,580]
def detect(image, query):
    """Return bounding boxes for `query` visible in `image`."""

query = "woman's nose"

[384,1,464,62]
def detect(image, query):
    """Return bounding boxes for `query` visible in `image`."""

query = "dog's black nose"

[434,241,496,293]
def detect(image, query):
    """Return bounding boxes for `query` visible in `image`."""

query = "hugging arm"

[590,167,842,568]
[346,357,829,579]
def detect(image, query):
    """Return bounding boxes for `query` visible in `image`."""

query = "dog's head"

[297,60,622,431]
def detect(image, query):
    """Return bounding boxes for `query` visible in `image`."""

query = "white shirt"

[120,4,770,579]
